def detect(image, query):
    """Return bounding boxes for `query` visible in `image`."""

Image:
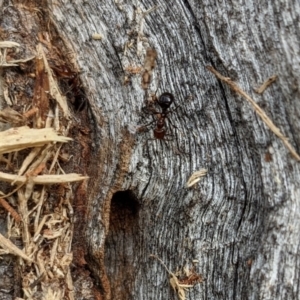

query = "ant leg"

[142,137,157,152]
[142,106,161,115]
[161,133,175,142]
[166,116,179,130]
[165,131,189,155]
[137,119,156,133]
[168,104,181,114]
[142,105,153,115]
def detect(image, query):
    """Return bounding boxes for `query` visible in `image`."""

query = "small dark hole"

[73,88,87,112]
[105,190,140,298]
[110,190,140,219]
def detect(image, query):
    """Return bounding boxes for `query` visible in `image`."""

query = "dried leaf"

[150,255,200,300]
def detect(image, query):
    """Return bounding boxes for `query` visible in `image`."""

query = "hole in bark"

[109,190,140,228]
[104,190,141,299]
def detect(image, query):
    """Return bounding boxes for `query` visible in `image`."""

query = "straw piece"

[8,56,35,64]
[186,169,207,188]
[0,172,88,185]
[0,233,32,262]
[36,44,70,118]
[0,107,25,124]
[0,126,72,155]
[0,41,20,48]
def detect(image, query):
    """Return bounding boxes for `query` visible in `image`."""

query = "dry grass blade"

[18,145,49,176]
[207,66,300,161]
[0,126,72,155]
[0,233,32,262]
[33,174,88,184]
[0,41,34,68]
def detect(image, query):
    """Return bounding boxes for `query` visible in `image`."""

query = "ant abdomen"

[153,118,166,139]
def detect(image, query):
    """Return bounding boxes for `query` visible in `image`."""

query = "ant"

[141,92,178,141]
[139,91,190,155]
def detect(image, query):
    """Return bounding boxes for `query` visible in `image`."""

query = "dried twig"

[207,66,300,161]
[25,162,46,177]
[23,107,39,119]
[0,197,21,222]
[255,75,277,94]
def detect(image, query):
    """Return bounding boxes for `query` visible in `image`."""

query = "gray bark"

[1,0,300,299]
[54,0,300,299]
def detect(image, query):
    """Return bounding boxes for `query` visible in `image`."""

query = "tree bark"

[1,0,300,299]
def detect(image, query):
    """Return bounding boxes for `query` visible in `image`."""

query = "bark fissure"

[213,76,250,234]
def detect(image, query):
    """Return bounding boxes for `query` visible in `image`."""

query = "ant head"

[158,92,174,110]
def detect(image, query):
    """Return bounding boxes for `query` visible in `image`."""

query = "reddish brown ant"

[137,92,189,155]
[152,92,176,139]
[141,92,178,141]
[138,91,190,154]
